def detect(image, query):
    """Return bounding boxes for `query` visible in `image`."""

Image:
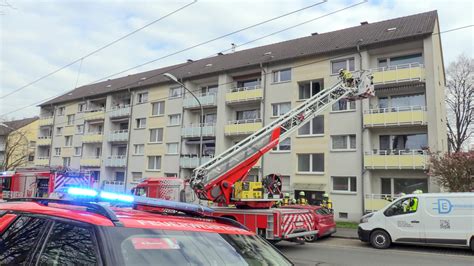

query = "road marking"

[309,240,473,259]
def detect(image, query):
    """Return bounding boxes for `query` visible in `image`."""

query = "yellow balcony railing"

[82,132,103,143]
[226,85,263,103]
[83,108,105,121]
[225,119,262,136]
[364,194,399,212]
[37,136,52,146]
[80,157,102,167]
[34,157,49,166]
[371,63,425,85]
[363,106,427,127]
[38,116,53,126]
[364,150,428,170]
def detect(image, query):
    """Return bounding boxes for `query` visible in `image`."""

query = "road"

[277,237,473,266]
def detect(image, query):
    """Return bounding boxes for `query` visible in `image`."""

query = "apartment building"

[35,10,446,220]
[1,117,39,171]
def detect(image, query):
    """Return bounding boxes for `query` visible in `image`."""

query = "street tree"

[445,54,473,152]
[1,129,29,171]
[428,151,474,192]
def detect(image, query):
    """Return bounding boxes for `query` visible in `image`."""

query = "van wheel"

[470,238,474,253]
[304,234,317,242]
[370,230,391,249]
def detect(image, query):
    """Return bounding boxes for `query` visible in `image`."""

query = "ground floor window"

[294,190,324,205]
[381,177,428,195]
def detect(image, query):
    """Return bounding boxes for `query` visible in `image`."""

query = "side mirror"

[384,208,394,217]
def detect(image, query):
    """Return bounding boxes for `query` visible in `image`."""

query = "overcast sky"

[1,0,473,119]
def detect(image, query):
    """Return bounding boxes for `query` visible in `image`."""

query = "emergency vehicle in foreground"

[0,188,292,265]
[133,71,374,243]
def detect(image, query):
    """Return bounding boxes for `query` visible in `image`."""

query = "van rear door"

[383,197,423,243]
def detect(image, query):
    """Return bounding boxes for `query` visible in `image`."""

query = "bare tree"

[1,129,29,171]
[446,54,474,152]
[428,151,474,192]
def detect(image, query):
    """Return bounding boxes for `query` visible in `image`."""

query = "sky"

[0,0,473,120]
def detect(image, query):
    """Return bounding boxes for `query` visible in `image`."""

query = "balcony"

[80,157,101,167]
[225,119,262,136]
[108,130,129,142]
[181,123,216,138]
[371,63,425,86]
[82,132,103,143]
[364,150,428,170]
[104,155,127,167]
[38,116,53,126]
[34,157,49,166]
[363,106,427,127]
[109,105,131,118]
[179,155,213,168]
[226,85,263,104]
[183,93,217,109]
[102,181,125,193]
[83,108,105,121]
[37,136,52,146]
[364,194,399,212]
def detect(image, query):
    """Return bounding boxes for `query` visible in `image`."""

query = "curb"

[331,235,359,240]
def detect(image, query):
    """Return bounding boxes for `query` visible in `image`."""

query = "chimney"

[187,59,193,63]
[217,52,224,56]
[360,21,368,25]
[311,32,318,36]
[231,43,236,52]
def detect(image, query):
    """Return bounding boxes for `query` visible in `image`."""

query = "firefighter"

[321,193,333,209]
[413,189,423,194]
[297,191,308,205]
[409,197,419,212]
[339,68,354,87]
[282,193,290,206]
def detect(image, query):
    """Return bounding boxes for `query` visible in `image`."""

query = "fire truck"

[133,71,374,242]
[0,167,94,200]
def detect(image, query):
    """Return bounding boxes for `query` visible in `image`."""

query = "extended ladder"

[191,71,374,203]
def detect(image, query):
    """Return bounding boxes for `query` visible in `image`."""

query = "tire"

[304,234,317,242]
[470,237,474,253]
[370,230,391,249]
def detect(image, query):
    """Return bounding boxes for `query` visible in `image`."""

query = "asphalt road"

[277,237,473,266]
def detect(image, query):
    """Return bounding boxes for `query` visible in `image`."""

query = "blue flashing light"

[134,196,214,214]
[68,187,98,197]
[100,191,134,203]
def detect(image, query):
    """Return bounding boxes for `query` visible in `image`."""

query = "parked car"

[282,205,336,242]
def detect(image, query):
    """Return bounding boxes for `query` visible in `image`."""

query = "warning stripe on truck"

[282,212,314,237]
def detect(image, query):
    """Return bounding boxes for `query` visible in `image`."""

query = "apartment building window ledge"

[270,80,291,85]
[134,128,145,130]
[150,114,165,118]
[165,153,179,156]
[53,155,60,157]
[270,151,291,154]
[167,124,180,128]
[132,154,144,156]
[148,142,163,145]
[296,172,324,175]
[331,191,357,195]
[296,134,324,138]
[65,125,74,128]
[146,169,161,172]
[330,109,356,114]
[330,149,357,153]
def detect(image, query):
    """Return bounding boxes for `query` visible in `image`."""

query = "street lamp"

[163,73,204,165]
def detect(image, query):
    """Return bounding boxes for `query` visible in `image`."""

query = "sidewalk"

[332,227,358,239]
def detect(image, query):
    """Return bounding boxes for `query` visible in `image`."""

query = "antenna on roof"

[360,21,368,25]
[231,43,236,53]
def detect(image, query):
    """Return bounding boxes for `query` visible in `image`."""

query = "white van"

[358,193,474,251]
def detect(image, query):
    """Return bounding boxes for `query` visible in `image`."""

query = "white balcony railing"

[181,123,216,138]
[227,118,263,125]
[179,155,213,168]
[109,105,131,118]
[104,155,127,167]
[108,130,129,142]
[183,92,217,108]
[102,180,125,193]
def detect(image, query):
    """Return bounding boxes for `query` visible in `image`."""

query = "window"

[384,197,419,217]
[297,153,324,173]
[339,212,348,219]
[78,103,86,112]
[167,143,179,154]
[201,84,218,94]
[39,222,98,265]
[0,216,47,264]
[28,154,34,161]
[236,109,260,121]
[298,80,322,100]
[272,102,291,117]
[94,147,102,157]
[168,114,181,126]
[115,172,125,182]
[236,79,260,89]
[281,175,291,193]
[381,178,391,195]
[393,178,428,195]
[331,58,355,74]
[332,176,357,192]
[63,157,71,167]
[272,138,291,152]
[67,114,75,125]
[149,128,163,143]
[378,53,423,68]
[29,141,36,148]
[132,172,143,182]
[378,134,428,153]
[165,173,178,177]
[151,101,165,116]
[134,144,144,155]
[74,147,82,156]
[298,116,324,136]
[57,106,65,116]
[332,99,356,111]
[203,113,217,124]
[135,118,146,129]
[56,127,63,135]
[54,148,61,156]
[65,135,73,147]
[331,135,356,150]
[169,87,182,98]
[272,68,291,83]
[137,92,148,103]
[76,125,84,134]
[148,156,162,170]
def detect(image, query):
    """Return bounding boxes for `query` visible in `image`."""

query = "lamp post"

[163,73,204,165]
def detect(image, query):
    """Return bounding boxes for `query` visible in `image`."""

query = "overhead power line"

[0,0,197,99]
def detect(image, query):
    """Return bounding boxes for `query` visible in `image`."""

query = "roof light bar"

[68,187,98,197]
[100,191,134,203]
[134,196,214,215]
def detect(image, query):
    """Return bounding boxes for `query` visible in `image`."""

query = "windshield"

[101,227,292,266]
